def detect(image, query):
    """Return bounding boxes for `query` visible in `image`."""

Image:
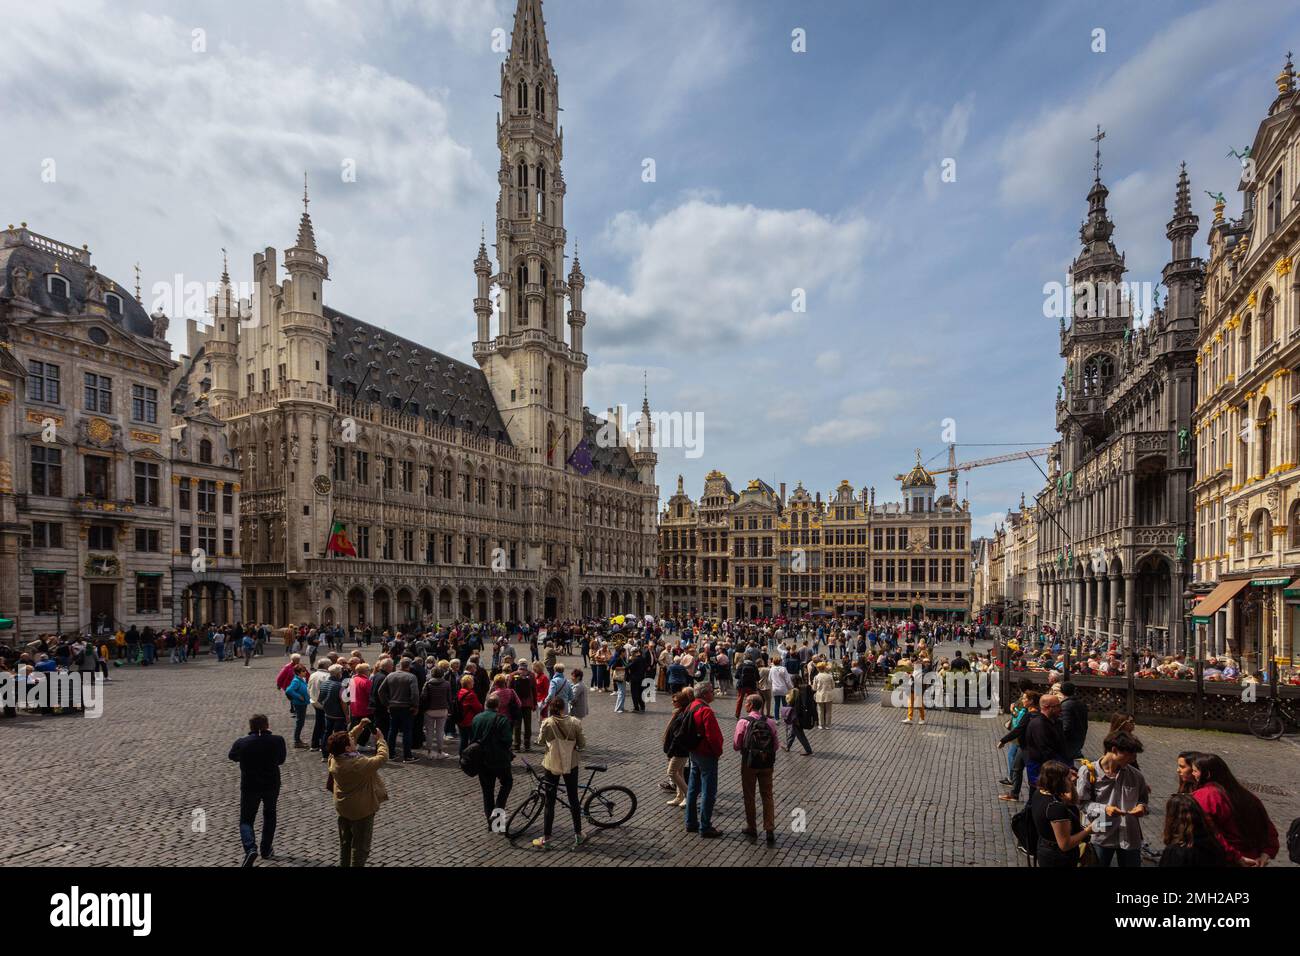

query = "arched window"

[546,421,555,466]
[547,364,555,410]
[1290,500,1300,549]
[198,438,213,464]
[516,80,528,111]
[515,263,528,325]
[1261,289,1275,345]
[1251,509,1272,554]
[535,164,546,219]
[1241,314,1253,372]
[1081,354,1114,396]
[47,274,69,298]
[104,292,124,315]
[536,83,545,115]
[515,161,528,216]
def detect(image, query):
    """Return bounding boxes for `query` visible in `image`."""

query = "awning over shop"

[1283,578,1300,600]
[1191,578,1250,622]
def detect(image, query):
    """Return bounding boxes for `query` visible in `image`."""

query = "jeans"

[239,787,278,856]
[386,708,414,760]
[512,708,533,751]
[773,694,786,721]
[337,814,374,867]
[613,682,626,712]
[458,724,472,754]
[142,643,156,664]
[1005,742,1019,780]
[630,676,645,712]
[685,753,719,831]
[1096,845,1142,867]
[291,703,307,744]
[478,766,513,825]
[1009,747,1025,799]
[542,768,582,838]
[310,707,327,749]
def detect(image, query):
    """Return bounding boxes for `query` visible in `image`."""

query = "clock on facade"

[313,474,332,496]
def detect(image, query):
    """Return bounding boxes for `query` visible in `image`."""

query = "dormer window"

[47,274,70,298]
[199,438,213,464]
[104,292,124,315]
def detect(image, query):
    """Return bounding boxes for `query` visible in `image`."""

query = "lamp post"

[54,599,63,642]
[1183,588,1197,661]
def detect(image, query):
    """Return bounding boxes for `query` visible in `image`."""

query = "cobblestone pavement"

[2,645,1297,867]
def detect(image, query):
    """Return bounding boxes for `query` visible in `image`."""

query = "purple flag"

[566,438,594,475]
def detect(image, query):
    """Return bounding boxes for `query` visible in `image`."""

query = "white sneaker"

[919,718,926,724]
[901,717,912,724]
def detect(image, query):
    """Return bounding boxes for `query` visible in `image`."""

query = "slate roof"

[325,305,511,444]
[1,229,155,338]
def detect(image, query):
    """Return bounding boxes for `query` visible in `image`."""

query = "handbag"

[542,718,577,774]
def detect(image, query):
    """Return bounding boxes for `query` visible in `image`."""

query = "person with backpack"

[543,663,573,714]
[532,696,588,850]
[466,692,514,831]
[1076,731,1149,867]
[680,683,724,838]
[784,678,816,755]
[733,693,779,844]
[734,654,761,719]
[662,688,695,807]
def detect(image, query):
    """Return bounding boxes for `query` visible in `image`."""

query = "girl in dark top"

[1030,760,1096,867]
[1158,793,1227,867]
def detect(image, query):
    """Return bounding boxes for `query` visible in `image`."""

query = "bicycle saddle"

[587,764,608,772]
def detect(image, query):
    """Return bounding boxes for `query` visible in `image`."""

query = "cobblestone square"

[3,647,1297,867]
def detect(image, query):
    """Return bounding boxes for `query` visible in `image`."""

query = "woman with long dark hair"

[1191,753,1279,865]
[1175,751,1204,794]
[1030,760,1096,868]
[1159,793,1228,867]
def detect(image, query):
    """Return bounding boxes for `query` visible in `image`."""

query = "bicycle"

[504,755,637,839]
[1247,695,1300,740]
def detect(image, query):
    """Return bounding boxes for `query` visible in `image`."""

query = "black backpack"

[1010,803,1037,858]
[458,740,483,776]
[1287,817,1300,864]
[667,702,705,755]
[740,713,776,770]
[737,661,759,689]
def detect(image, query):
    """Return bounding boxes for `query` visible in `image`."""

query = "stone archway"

[348,587,367,628]
[544,578,565,621]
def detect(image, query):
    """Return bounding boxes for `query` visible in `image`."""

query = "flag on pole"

[565,438,594,476]
[326,520,357,557]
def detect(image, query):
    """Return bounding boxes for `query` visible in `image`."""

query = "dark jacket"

[1060,696,1089,758]
[378,669,419,711]
[420,677,452,713]
[321,677,346,720]
[468,710,514,771]
[228,731,287,791]
[1022,712,1068,765]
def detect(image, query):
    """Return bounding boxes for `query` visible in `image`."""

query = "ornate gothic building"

[189,0,659,628]
[1035,148,1203,653]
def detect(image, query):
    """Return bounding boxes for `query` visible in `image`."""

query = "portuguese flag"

[326,520,356,557]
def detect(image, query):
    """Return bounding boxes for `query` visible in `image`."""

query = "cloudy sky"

[2,0,1295,536]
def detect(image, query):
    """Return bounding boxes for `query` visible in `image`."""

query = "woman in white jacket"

[811,662,837,729]
[770,655,794,721]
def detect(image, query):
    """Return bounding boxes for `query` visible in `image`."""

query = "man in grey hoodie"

[378,657,419,762]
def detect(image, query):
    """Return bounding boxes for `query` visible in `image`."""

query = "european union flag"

[566,438,594,476]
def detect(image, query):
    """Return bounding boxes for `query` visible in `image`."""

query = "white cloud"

[586,200,872,351]
[804,388,902,447]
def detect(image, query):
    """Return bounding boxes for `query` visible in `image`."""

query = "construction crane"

[895,445,1054,495]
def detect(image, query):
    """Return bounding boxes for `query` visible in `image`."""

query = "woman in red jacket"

[456,674,483,755]
[1191,753,1279,865]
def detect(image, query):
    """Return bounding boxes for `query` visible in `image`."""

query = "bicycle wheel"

[1248,709,1285,740]
[583,785,637,828]
[505,790,543,838]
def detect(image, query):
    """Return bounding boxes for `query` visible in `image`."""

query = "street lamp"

[1183,588,1196,660]
[54,599,63,642]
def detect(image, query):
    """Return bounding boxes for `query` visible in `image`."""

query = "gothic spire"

[509,0,552,70]
[295,171,317,251]
[1173,161,1192,217]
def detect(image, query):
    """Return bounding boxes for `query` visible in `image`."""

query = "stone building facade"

[1191,57,1300,674]
[194,0,658,629]
[0,225,179,640]
[1035,146,1203,653]
[656,456,972,621]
